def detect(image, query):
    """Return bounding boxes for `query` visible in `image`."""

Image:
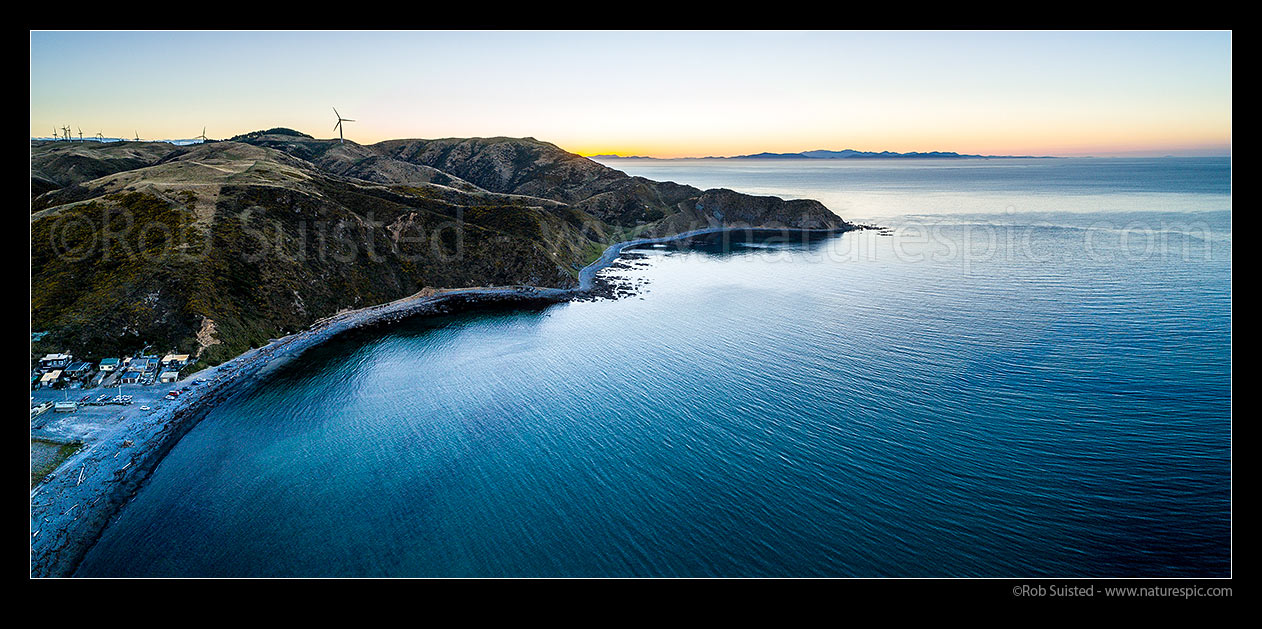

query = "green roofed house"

[98,358,121,372]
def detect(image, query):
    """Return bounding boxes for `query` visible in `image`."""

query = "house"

[39,353,72,371]
[98,358,121,372]
[129,358,154,373]
[120,370,143,384]
[159,371,180,384]
[40,370,62,387]
[63,361,93,384]
[161,354,190,369]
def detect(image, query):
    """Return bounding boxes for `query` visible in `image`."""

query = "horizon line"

[28,134,1231,160]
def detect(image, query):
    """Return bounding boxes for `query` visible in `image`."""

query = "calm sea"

[75,158,1232,577]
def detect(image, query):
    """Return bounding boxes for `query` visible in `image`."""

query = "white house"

[39,354,72,371]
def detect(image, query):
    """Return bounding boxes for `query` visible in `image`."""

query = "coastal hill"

[31,131,854,367]
[226,129,487,192]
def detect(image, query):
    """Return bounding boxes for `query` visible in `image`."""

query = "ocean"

[74,158,1232,577]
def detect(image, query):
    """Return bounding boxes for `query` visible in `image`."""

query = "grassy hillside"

[31,141,187,206]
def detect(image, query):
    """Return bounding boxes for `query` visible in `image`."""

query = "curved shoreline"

[30,225,853,577]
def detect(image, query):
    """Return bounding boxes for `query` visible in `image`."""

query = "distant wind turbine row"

[43,126,207,144]
[43,108,356,144]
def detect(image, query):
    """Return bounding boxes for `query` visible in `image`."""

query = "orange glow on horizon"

[571,137,1232,159]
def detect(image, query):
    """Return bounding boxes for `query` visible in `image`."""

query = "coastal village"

[32,344,191,400]
[28,315,318,576]
[29,334,199,483]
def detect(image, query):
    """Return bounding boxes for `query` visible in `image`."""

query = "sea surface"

[76,158,1232,577]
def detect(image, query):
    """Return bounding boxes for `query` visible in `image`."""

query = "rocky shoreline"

[29,225,855,577]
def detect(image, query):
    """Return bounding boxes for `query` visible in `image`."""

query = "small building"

[129,358,154,373]
[54,401,77,413]
[39,353,72,371]
[159,371,180,383]
[120,370,143,384]
[63,361,93,383]
[98,358,121,372]
[40,370,62,388]
[161,354,190,369]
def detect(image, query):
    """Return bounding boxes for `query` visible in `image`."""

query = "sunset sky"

[30,30,1231,157]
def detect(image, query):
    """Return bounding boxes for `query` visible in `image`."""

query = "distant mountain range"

[586,154,655,160]
[591,149,1051,160]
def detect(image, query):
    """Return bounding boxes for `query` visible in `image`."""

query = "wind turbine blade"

[344,119,355,122]
[333,107,340,118]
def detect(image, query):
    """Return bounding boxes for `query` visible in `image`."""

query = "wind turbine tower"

[333,107,354,144]
[77,127,83,142]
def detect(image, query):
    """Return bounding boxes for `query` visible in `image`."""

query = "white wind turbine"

[333,107,354,144]
[195,127,208,143]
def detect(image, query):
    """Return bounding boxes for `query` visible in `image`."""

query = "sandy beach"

[29,225,848,577]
